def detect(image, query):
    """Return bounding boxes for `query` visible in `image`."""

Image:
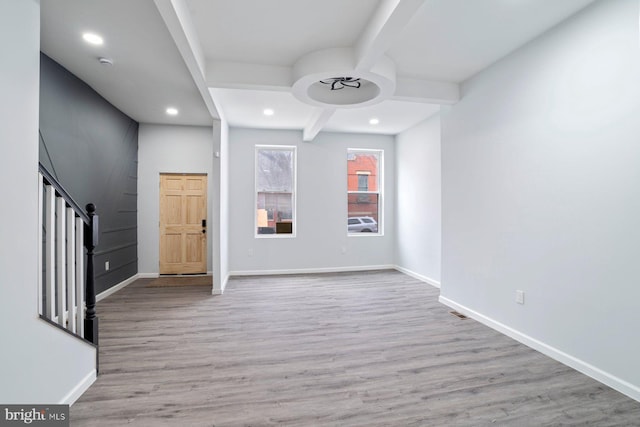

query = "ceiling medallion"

[292,48,396,108]
[319,77,361,91]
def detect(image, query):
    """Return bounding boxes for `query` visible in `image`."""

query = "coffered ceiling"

[40,0,595,139]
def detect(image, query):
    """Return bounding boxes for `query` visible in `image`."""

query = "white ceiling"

[188,0,381,67]
[388,0,597,81]
[40,0,596,137]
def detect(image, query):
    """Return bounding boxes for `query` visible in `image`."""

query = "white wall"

[228,128,395,273]
[440,0,640,400]
[0,0,96,404]
[209,120,222,293]
[138,124,217,276]
[219,120,230,291]
[395,115,441,286]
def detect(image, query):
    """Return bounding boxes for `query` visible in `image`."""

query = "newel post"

[84,203,99,346]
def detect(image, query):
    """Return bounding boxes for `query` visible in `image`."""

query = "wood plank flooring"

[71,270,640,426]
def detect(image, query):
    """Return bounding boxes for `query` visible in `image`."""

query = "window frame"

[347,148,384,237]
[254,145,297,239]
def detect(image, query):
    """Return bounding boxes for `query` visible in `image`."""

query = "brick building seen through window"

[347,150,381,234]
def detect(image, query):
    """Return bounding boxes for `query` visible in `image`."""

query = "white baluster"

[45,185,56,320]
[38,174,44,316]
[56,197,66,326]
[76,217,85,337]
[66,208,76,333]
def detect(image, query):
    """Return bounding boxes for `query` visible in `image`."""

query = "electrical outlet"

[105,261,110,271]
[247,248,253,257]
[515,290,525,305]
[341,246,347,254]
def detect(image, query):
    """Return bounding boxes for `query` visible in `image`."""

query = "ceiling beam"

[207,62,459,104]
[206,61,293,92]
[303,108,336,142]
[354,0,427,72]
[393,78,460,104]
[153,0,220,120]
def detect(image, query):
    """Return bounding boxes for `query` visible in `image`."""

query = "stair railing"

[38,163,99,349]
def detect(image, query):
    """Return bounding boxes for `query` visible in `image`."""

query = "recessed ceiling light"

[82,33,104,46]
[166,107,179,116]
[369,118,380,125]
[263,108,274,116]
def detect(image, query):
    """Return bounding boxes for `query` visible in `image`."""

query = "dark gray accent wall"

[39,53,138,294]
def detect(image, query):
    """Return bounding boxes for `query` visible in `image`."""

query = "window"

[256,146,296,236]
[347,149,382,235]
[357,173,369,191]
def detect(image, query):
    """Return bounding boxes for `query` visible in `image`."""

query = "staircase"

[38,163,99,369]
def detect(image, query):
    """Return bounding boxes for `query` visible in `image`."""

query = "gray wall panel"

[39,53,138,294]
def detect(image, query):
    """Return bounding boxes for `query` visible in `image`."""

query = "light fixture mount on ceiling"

[319,77,361,91]
[292,48,396,109]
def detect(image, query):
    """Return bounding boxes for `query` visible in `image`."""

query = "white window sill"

[255,234,296,239]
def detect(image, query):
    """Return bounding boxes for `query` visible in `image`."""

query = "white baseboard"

[394,265,441,288]
[61,369,96,406]
[137,272,160,279]
[438,296,640,403]
[228,264,395,277]
[96,274,139,302]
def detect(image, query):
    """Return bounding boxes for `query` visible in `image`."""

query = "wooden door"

[159,174,207,274]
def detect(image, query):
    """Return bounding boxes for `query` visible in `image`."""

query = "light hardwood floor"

[71,270,640,426]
